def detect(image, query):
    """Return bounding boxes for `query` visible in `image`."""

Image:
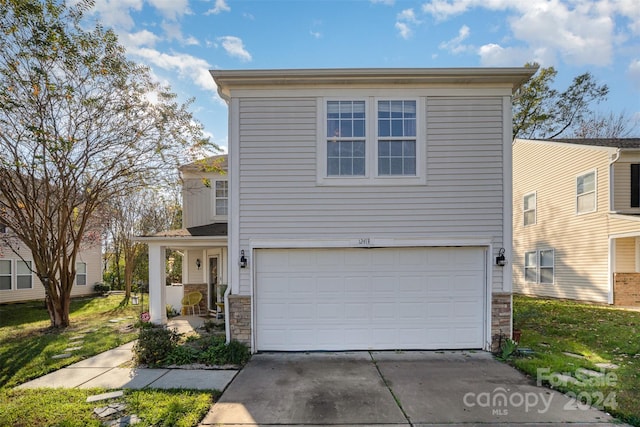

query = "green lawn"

[513,295,640,426]
[0,295,216,426]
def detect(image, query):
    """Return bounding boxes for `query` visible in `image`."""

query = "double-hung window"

[0,260,11,291]
[320,97,423,185]
[76,262,87,286]
[524,249,555,284]
[16,260,32,289]
[523,192,536,226]
[576,170,596,214]
[212,180,228,217]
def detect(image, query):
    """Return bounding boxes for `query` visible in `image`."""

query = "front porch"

[611,235,640,306]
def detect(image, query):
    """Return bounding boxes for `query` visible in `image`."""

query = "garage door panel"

[256,247,486,351]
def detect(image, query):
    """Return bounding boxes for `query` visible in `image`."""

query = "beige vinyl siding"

[615,237,636,272]
[612,152,640,213]
[0,243,101,303]
[185,249,205,284]
[513,140,613,303]
[237,95,506,295]
[182,174,228,229]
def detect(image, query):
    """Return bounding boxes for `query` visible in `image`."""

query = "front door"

[209,256,218,311]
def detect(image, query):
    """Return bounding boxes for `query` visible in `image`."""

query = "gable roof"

[179,154,228,173]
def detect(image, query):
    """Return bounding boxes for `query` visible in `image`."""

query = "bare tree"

[571,111,640,138]
[0,0,215,327]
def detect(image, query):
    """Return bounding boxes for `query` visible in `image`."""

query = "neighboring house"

[0,227,101,303]
[513,138,640,307]
[139,155,228,318]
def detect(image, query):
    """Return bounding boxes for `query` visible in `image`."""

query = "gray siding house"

[145,67,536,352]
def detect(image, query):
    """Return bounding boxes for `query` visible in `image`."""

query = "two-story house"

[199,67,535,353]
[513,138,640,306]
[140,155,228,320]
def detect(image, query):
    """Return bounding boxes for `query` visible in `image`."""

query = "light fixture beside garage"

[196,258,201,270]
[496,248,507,266]
[239,250,248,268]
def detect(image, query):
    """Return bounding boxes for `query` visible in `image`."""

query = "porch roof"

[135,223,227,242]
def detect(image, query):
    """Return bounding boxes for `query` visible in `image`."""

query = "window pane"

[17,276,31,289]
[353,141,365,157]
[327,158,340,175]
[525,252,536,267]
[353,158,365,175]
[353,119,365,137]
[17,261,31,275]
[577,172,595,194]
[524,194,535,210]
[525,268,537,282]
[76,262,86,274]
[378,101,390,118]
[540,250,554,267]
[340,158,353,175]
[391,120,403,136]
[403,158,416,175]
[390,141,403,156]
[578,193,595,213]
[328,120,340,137]
[540,268,554,284]
[77,274,87,286]
[327,101,340,118]
[390,100,403,118]
[0,276,10,290]
[216,199,228,216]
[352,101,365,118]
[390,158,403,174]
[327,141,340,157]
[403,100,416,118]
[378,158,390,175]
[378,121,390,137]
[0,260,10,275]
[340,120,352,138]
[524,211,535,226]
[404,119,416,137]
[403,140,416,156]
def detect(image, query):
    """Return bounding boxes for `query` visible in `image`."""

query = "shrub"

[93,282,110,294]
[198,336,250,366]
[133,326,180,367]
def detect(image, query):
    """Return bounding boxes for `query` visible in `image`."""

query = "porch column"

[148,243,167,324]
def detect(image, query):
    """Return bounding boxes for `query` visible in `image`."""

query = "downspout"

[608,149,621,305]
[224,284,231,343]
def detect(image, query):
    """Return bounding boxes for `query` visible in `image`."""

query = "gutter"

[224,284,231,343]
[607,149,621,305]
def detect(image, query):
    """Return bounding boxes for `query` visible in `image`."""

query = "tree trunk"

[45,292,70,328]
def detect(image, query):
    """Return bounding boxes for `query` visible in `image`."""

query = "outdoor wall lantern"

[496,248,507,266]
[239,250,248,268]
[195,258,201,270]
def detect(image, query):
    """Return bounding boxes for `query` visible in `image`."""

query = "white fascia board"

[249,237,493,249]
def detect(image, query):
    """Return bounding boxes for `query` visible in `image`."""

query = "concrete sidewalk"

[16,317,238,392]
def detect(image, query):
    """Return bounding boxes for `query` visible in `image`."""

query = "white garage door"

[255,247,486,351]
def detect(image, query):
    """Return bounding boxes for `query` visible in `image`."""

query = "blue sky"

[90,0,640,151]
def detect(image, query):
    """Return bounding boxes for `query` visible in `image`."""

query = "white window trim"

[539,248,555,285]
[576,169,597,215]
[16,260,33,290]
[524,249,555,285]
[523,191,536,226]
[316,96,426,186]
[76,262,87,286]
[0,259,12,291]
[211,179,229,220]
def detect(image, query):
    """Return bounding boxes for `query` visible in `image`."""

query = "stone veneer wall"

[613,273,640,306]
[491,293,512,351]
[183,283,208,315]
[228,294,251,345]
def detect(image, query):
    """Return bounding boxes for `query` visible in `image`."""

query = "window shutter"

[631,164,640,208]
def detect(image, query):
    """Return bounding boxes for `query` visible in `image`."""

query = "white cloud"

[148,0,191,20]
[439,25,471,54]
[128,47,217,94]
[218,36,252,62]
[396,8,421,39]
[205,0,231,15]
[628,59,640,89]
[91,0,143,30]
[477,43,532,66]
[120,30,160,48]
[310,30,322,39]
[421,0,638,67]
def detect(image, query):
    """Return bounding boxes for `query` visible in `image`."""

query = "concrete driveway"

[200,351,624,426]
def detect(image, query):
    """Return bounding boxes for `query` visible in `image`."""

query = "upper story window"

[212,180,228,217]
[76,262,87,286]
[523,192,536,226]
[319,97,424,186]
[576,170,596,214]
[631,164,640,208]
